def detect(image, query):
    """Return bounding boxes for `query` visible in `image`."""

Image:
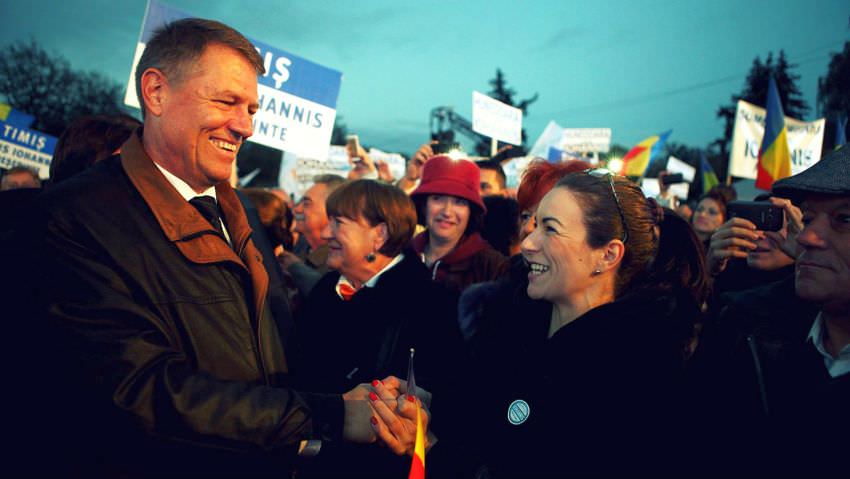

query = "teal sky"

[2,0,848,156]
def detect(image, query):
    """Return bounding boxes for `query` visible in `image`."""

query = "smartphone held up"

[727,201,784,232]
[346,134,362,162]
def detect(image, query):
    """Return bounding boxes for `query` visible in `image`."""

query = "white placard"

[641,178,689,202]
[528,120,564,158]
[729,100,825,179]
[277,146,407,200]
[561,128,612,153]
[666,155,696,182]
[472,91,522,146]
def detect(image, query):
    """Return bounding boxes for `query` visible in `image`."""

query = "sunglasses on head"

[584,168,629,243]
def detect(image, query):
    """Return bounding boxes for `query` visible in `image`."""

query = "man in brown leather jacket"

[27,18,412,477]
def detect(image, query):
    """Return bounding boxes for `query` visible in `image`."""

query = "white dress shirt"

[808,313,850,378]
[153,162,232,246]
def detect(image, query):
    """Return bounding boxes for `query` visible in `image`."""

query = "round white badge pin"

[507,399,530,425]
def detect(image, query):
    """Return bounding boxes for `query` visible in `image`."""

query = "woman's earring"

[593,268,602,276]
[365,252,376,263]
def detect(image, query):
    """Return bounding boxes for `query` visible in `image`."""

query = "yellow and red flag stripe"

[619,130,671,177]
[408,401,425,479]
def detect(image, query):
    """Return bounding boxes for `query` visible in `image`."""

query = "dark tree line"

[0,40,128,137]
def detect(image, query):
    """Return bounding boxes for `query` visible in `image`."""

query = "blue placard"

[139,0,340,108]
[253,38,341,109]
[1,120,57,154]
[0,104,36,129]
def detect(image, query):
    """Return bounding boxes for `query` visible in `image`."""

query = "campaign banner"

[472,91,522,146]
[562,128,611,153]
[729,100,825,180]
[124,0,343,159]
[278,146,406,199]
[547,147,585,164]
[0,103,35,129]
[0,120,57,178]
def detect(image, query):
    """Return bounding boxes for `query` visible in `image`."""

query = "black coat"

[444,279,693,478]
[292,253,465,478]
[27,133,342,477]
[691,277,848,475]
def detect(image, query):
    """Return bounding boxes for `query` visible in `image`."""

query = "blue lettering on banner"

[1,120,57,154]
[258,94,325,129]
[252,119,287,141]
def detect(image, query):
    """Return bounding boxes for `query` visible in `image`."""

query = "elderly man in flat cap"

[694,146,849,475]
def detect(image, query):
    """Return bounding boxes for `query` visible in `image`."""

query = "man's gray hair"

[135,18,264,118]
[312,174,347,194]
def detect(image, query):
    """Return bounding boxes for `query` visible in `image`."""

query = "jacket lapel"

[120,129,268,322]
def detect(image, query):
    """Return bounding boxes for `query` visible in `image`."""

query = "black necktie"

[189,196,226,238]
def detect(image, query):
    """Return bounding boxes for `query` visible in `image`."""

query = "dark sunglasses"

[584,168,629,243]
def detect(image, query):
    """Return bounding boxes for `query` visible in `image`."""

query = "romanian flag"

[700,151,719,194]
[620,130,671,177]
[408,402,426,479]
[755,76,792,190]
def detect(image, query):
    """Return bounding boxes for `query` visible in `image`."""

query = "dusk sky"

[2,0,848,156]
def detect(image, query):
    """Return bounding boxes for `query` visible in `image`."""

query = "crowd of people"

[1,16,847,479]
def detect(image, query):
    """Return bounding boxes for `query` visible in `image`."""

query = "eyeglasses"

[584,168,629,243]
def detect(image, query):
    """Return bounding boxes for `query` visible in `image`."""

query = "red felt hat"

[411,155,486,211]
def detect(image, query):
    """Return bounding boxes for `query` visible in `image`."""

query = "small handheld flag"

[700,151,719,194]
[755,76,792,190]
[407,348,425,479]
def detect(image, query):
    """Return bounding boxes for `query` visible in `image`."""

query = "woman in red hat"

[409,155,509,294]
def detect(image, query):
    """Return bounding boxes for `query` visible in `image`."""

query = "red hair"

[516,159,592,211]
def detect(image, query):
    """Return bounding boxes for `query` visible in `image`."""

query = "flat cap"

[772,146,850,202]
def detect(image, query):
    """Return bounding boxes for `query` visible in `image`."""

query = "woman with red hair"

[516,159,592,242]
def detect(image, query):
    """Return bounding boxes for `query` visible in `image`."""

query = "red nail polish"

[370,416,378,425]
[371,380,380,387]
[407,394,416,403]
[369,392,378,401]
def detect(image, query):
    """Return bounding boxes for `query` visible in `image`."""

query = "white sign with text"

[729,100,825,180]
[472,91,522,146]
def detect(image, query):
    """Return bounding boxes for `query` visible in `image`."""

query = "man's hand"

[764,197,803,260]
[707,217,759,275]
[342,384,377,444]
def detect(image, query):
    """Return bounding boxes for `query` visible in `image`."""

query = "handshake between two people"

[341,376,435,456]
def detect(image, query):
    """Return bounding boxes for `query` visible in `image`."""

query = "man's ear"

[139,68,168,117]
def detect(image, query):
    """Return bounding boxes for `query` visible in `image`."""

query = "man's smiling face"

[156,42,259,191]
